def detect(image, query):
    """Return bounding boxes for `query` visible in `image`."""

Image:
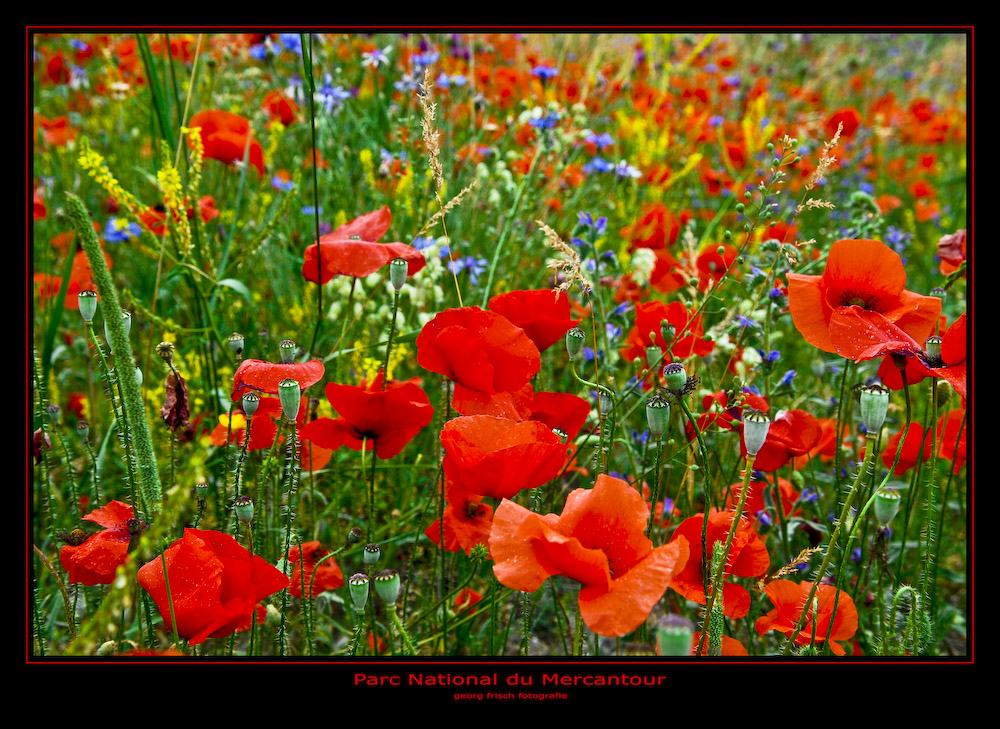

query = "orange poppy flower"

[262,89,298,126]
[424,475,495,557]
[786,238,941,358]
[59,501,135,585]
[301,206,425,284]
[881,423,932,475]
[491,473,690,637]
[668,511,770,619]
[755,579,858,655]
[620,300,715,368]
[187,109,265,176]
[441,415,565,501]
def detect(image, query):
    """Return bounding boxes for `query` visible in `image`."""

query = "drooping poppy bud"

[743,409,772,457]
[373,568,401,605]
[646,395,669,440]
[78,289,98,322]
[859,384,890,433]
[278,378,301,421]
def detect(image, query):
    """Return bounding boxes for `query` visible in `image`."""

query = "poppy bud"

[373,568,401,605]
[656,614,694,656]
[241,391,260,418]
[363,543,382,566]
[859,384,890,433]
[662,362,687,392]
[924,335,943,365]
[228,332,245,356]
[278,378,301,421]
[78,290,98,322]
[742,409,772,457]
[46,404,61,425]
[646,395,669,440]
[874,488,902,526]
[929,287,947,303]
[390,257,408,291]
[76,420,90,440]
[348,573,370,611]
[598,387,615,414]
[279,339,297,364]
[234,495,254,524]
[566,327,586,359]
[347,526,364,545]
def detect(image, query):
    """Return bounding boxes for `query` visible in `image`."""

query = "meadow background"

[29,31,969,659]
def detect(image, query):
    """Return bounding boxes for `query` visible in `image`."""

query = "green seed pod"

[46,404,61,425]
[76,420,90,440]
[348,573,370,611]
[195,482,209,500]
[566,327,586,360]
[347,526,364,545]
[874,488,902,526]
[228,332,245,356]
[234,495,254,524]
[373,568,401,605]
[656,614,694,656]
[859,384,890,433]
[661,322,676,344]
[156,341,175,363]
[924,335,943,365]
[279,339,297,364]
[241,391,260,418]
[389,257,408,292]
[278,378,301,422]
[363,543,382,566]
[742,409,772,457]
[645,346,661,366]
[662,362,687,392]
[645,395,669,440]
[936,380,952,408]
[78,290,98,322]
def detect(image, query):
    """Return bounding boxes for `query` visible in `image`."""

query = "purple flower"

[583,157,615,174]
[530,64,559,80]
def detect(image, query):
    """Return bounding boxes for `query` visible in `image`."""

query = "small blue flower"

[301,205,322,216]
[411,236,436,252]
[735,315,759,329]
[529,111,560,130]
[615,160,643,179]
[249,44,268,60]
[583,157,614,174]
[104,218,141,243]
[708,115,725,127]
[757,349,781,362]
[632,429,649,445]
[530,64,559,80]
[278,34,302,55]
[758,512,772,528]
[410,50,440,70]
[577,211,608,234]
[779,370,797,387]
[743,384,761,395]
[800,488,818,503]
[271,175,295,192]
[769,286,785,299]
[584,131,615,149]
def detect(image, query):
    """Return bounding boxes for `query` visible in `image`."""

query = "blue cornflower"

[758,512,773,528]
[742,384,761,395]
[410,50,440,70]
[278,34,302,55]
[582,346,603,362]
[393,73,421,94]
[611,302,632,317]
[530,64,559,80]
[411,236,436,252]
[69,39,90,52]
[316,75,352,113]
[632,429,649,445]
[271,175,295,192]
[448,256,488,284]
[724,73,741,87]
[757,349,781,362]
[104,218,141,243]
[769,286,785,299]
[735,315,759,329]
[584,131,615,149]
[529,111,560,130]
[249,44,268,60]
[708,115,725,127]
[606,322,622,340]
[615,160,643,179]
[577,211,607,234]
[779,370,797,387]
[301,205,322,216]
[583,157,614,174]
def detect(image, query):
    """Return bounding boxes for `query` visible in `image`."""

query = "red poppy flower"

[451,381,535,420]
[936,409,967,472]
[786,239,941,358]
[34,188,46,219]
[755,579,858,655]
[441,415,566,501]
[38,115,76,147]
[668,511,770,619]
[491,473,690,637]
[187,110,265,176]
[685,389,769,441]
[881,423,932,475]
[739,408,821,472]
[287,541,344,599]
[724,474,799,519]
[59,501,135,585]
[301,206,425,284]
[424,475,495,556]
[453,588,484,613]
[417,307,541,394]
[299,370,433,459]
[825,107,862,139]
[262,89,298,126]
[938,229,967,276]
[35,248,112,311]
[695,244,738,291]
[230,358,325,401]
[138,528,289,646]
[487,289,582,352]
[620,300,715,368]
[209,397,281,451]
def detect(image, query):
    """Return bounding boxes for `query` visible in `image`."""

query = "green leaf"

[216,278,253,303]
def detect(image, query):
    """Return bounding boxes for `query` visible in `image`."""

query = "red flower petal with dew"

[487,289,582,352]
[230,359,325,401]
[59,500,134,585]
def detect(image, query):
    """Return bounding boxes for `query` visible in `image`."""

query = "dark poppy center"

[839,288,881,312]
